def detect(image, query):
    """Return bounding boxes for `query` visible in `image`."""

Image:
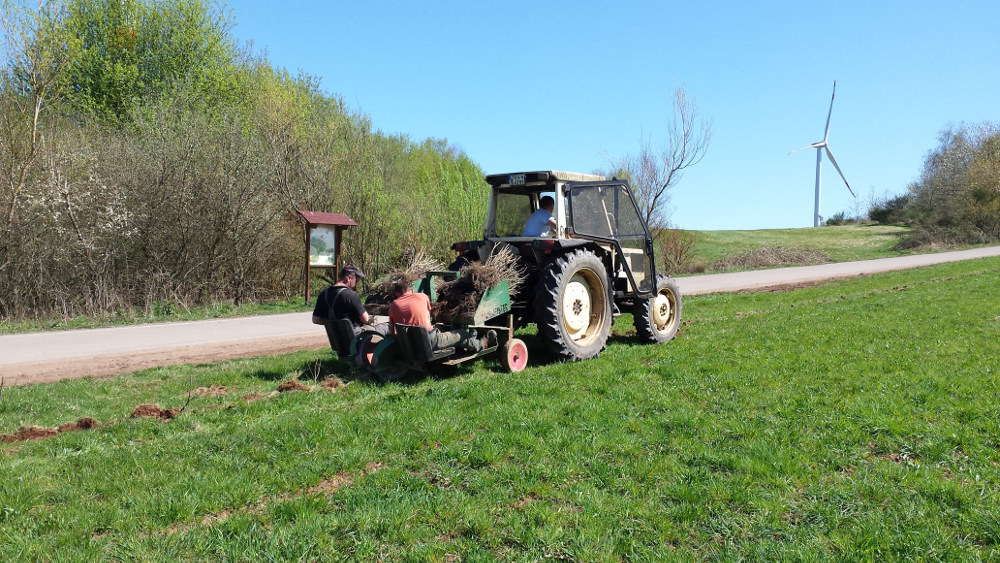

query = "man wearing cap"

[312,264,387,336]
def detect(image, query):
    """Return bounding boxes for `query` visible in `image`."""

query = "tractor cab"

[463,171,656,299]
[483,171,603,240]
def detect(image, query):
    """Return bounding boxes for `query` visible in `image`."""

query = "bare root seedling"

[432,245,524,324]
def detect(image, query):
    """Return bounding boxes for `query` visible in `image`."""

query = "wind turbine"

[789,81,855,227]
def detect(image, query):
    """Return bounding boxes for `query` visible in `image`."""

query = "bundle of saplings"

[364,253,444,316]
[432,245,524,325]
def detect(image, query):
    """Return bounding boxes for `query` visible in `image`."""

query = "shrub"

[658,229,696,274]
[868,194,910,224]
[824,211,859,226]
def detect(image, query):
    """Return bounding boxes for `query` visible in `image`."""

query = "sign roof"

[297,210,357,227]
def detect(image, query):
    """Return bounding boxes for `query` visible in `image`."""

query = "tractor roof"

[485,171,606,188]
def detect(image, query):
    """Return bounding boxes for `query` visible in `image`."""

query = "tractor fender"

[536,240,612,272]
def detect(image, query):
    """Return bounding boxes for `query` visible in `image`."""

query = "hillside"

[677,224,910,273]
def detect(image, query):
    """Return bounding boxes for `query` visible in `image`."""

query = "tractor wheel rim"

[562,276,592,336]
[508,340,528,371]
[652,291,674,331]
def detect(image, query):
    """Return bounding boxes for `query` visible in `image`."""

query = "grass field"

[688,224,910,267]
[2,256,998,560]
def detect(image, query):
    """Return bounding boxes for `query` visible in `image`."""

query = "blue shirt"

[522,208,554,236]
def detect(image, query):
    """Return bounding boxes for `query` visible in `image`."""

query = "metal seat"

[394,324,454,363]
[325,319,357,358]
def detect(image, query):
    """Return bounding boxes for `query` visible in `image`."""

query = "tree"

[0,0,493,320]
[902,122,1000,245]
[61,0,243,122]
[0,0,79,270]
[964,128,1000,239]
[606,87,712,230]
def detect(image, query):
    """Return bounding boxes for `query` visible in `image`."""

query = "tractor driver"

[522,195,557,236]
[388,283,494,352]
[312,264,388,336]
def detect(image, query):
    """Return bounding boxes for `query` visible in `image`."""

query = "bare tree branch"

[607,87,712,231]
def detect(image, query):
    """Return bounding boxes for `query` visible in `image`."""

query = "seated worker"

[388,282,495,352]
[312,264,388,336]
[521,195,557,236]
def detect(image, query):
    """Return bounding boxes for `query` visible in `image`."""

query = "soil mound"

[130,404,178,420]
[277,380,309,393]
[58,417,98,432]
[1,426,58,442]
[1,417,99,443]
[320,376,343,390]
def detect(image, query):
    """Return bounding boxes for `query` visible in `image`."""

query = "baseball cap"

[341,264,366,279]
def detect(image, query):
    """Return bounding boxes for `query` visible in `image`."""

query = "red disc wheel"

[502,338,529,372]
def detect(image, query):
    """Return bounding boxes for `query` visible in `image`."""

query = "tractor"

[450,170,682,361]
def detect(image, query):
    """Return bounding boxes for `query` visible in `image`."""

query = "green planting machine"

[353,270,527,382]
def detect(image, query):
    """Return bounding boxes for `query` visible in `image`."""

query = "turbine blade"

[823,81,836,142]
[787,142,824,156]
[824,146,855,197]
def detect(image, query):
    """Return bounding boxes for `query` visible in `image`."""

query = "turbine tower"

[789,81,855,227]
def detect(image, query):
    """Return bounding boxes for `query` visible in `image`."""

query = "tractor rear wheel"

[633,274,681,343]
[535,249,612,361]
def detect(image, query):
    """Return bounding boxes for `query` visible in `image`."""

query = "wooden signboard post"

[296,210,357,303]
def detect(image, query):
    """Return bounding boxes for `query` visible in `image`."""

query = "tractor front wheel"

[502,338,529,372]
[633,274,682,343]
[535,249,612,361]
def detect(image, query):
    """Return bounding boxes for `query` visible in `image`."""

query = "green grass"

[688,224,911,266]
[2,257,999,560]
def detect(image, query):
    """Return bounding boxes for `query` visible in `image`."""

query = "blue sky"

[228,1,999,230]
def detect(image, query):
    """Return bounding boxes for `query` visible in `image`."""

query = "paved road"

[0,313,328,386]
[674,246,1000,295]
[2,246,999,385]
